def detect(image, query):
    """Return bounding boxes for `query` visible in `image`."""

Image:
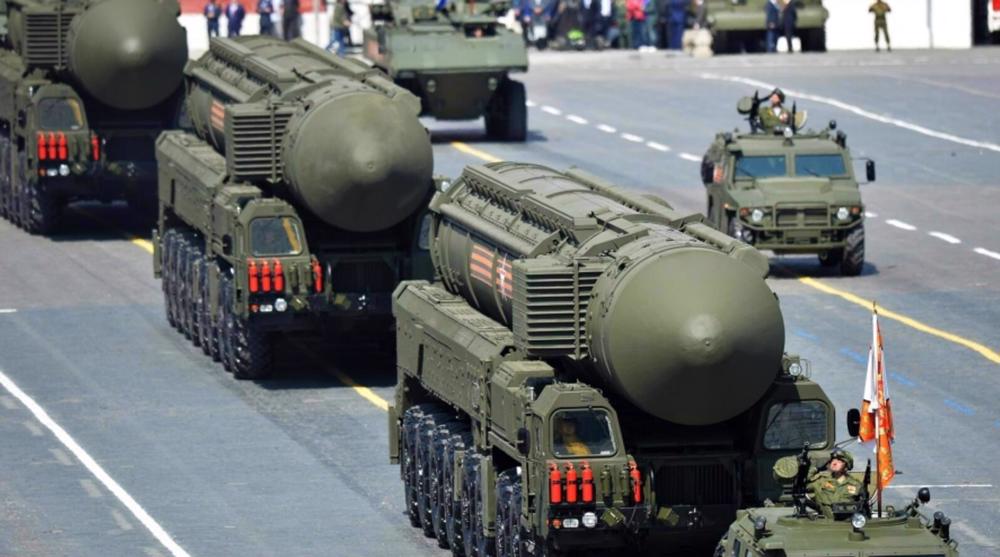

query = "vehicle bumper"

[736,221,863,253]
[398,71,512,120]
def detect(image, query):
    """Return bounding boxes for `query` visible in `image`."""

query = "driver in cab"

[553,415,594,457]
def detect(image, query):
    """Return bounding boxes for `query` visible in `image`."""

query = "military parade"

[0,0,997,556]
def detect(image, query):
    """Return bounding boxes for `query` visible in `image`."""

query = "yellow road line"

[798,277,1000,365]
[132,238,154,254]
[450,141,502,163]
[330,369,390,412]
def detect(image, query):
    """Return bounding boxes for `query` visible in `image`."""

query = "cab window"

[551,409,616,458]
[250,217,303,257]
[763,401,828,450]
[734,155,786,179]
[37,98,84,130]
[795,154,847,177]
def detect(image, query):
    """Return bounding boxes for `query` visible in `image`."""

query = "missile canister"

[0,0,188,234]
[389,162,837,555]
[184,35,432,233]
[154,36,436,379]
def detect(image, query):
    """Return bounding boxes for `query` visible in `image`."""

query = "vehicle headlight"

[46,168,58,177]
[851,512,867,530]
[582,512,598,529]
[562,518,580,529]
[426,79,437,94]
[751,208,765,223]
[788,362,802,377]
[58,164,70,177]
[488,77,499,91]
[274,298,288,312]
[836,207,850,221]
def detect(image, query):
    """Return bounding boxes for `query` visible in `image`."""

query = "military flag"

[859,306,895,490]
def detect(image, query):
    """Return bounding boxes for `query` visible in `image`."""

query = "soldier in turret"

[807,449,864,519]
[757,88,791,133]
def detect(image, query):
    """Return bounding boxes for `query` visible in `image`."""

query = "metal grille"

[225,106,295,183]
[775,207,830,228]
[23,12,74,67]
[512,261,602,358]
[655,462,736,506]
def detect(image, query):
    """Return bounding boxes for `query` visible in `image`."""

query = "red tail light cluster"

[628,461,642,504]
[247,259,286,294]
[549,461,596,505]
[311,257,323,293]
[37,132,71,161]
[91,133,100,161]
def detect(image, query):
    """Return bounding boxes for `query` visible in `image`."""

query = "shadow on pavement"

[770,256,880,279]
[429,127,548,145]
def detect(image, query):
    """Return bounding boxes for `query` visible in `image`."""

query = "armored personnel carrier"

[0,0,188,233]
[702,0,828,53]
[363,0,528,141]
[388,162,843,555]
[154,36,435,379]
[701,94,875,276]
[716,416,960,557]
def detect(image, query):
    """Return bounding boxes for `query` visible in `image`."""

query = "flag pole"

[873,301,882,518]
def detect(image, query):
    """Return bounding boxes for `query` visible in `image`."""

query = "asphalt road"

[2,48,999,556]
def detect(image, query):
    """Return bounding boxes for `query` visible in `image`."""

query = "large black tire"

[801,27,827,52]
[462,453,495,557]
[188,242,204,348]
[402,405,440,528]
[486,80,528,142]
[495,470,524,557]
[0,134,11,219]
[818,248,843,267]
[219,276,237,374]
[161,229,178,328]
[431,421,463,547]
[840,225,865,276]
[177,236,195,341]
[417,414,445,537]
[197,262,215,357]
[19,151,58,235]
[231,316,272,380]
[446,431,473,557]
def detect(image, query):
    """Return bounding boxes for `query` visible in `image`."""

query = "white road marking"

[928,231,962,245]
[566,114,589,125]
[864,211,878,218]
[646,141,671,152]
[22,420,43,436]
[597,124,617,133]
[525,100,536,107]
[621,133,644,143]
[80,478,104,499]
[0,308,17,314]
[50,447,74,466]
[679,153,702,162]
[0,369,192,557]
[885,219,917,231]
[0,395,16,410]
[111,509,135,532]
[884,483,993,489]
[541,105,562,116]
[699,73,1000,154]
[974,247,1000,261]
[953,522,998,548]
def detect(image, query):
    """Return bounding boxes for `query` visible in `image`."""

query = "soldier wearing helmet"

[757,88,791,133]
[807,449,864,519]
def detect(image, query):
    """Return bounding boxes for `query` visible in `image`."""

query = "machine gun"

[859,459,873,517]
[737,91,765,133]
[792,442,815,517]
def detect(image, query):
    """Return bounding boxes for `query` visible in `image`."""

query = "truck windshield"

[763,401,828,450]
[795,154,847,177]
[250,217,303,256]
[552,409,616,457]
[37,98,84,131]
[735,155,786,179]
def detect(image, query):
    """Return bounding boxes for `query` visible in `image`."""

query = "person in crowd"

[587,0,615,47]
[781,0,797,52]
[613,0,629,47]
[625,0,645,48]
[326,0,353,56]
[226,0,246,37]
[765,0,780,52]
[204,0,222,38]
[258,0,275,35]
[282,0,301,40]
[869,0,891,52]
[643,0,657,48]
[666,0,686,49]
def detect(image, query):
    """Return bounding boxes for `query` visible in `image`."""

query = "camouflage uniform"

[807,452,863,519]
[869,1,890,51]
[757,103,791,133]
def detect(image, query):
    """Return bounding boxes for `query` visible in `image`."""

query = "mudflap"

[388,403,400,464]
[480,456,496,538]
[152,228,162,278]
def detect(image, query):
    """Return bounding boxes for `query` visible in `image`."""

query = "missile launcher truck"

[153,36,435,379]
[389,162,841,555]
[0,0,188,234]
[363,0,529,141]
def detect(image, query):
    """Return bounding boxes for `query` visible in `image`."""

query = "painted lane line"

[792,329,818,341]
[699,73,1000,154]
[645,141,671,152]
[928,231,962,245]
[0,369,192,557]
[798,277,1000,365]
[678,153,702,162]
[111,509,135,532]
[974,247,1000,261]
[888,372,917,387]
[451,141,502,163]
[839,347,867,365]
[885,219,917,231]
[864,211,878,218]
[620,133,644,143]
[566,114,589,125]
[597,124,617,133]
[330,368,389,412]
[885,484,993,489]
[541,105,562,116]
[944,399,976,416]
[525,100,536,107]
[0,308,17,314]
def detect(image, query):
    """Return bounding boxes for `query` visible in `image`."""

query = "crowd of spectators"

[202,0,304,40]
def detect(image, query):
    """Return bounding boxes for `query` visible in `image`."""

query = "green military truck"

[0,0,188,233]
[388,162,845,555]
[363,0,529,141]
[702,0,828,53]
[701,95,875,276]
[153,36,435,379]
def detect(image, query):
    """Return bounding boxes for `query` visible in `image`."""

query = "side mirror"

[846,408,861,438]
[516,427,530,456]
[866,160,876,182]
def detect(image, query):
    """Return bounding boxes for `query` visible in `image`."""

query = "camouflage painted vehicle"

[0,0,188,234]
[388,162,845,555]
[153,36,435,379]
[701,95,875,276]
[716,415,960,557]
[702,0,828,53]
[363,0,528,141]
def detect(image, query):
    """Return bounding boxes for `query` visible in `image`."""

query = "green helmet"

[829,449,854,471]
